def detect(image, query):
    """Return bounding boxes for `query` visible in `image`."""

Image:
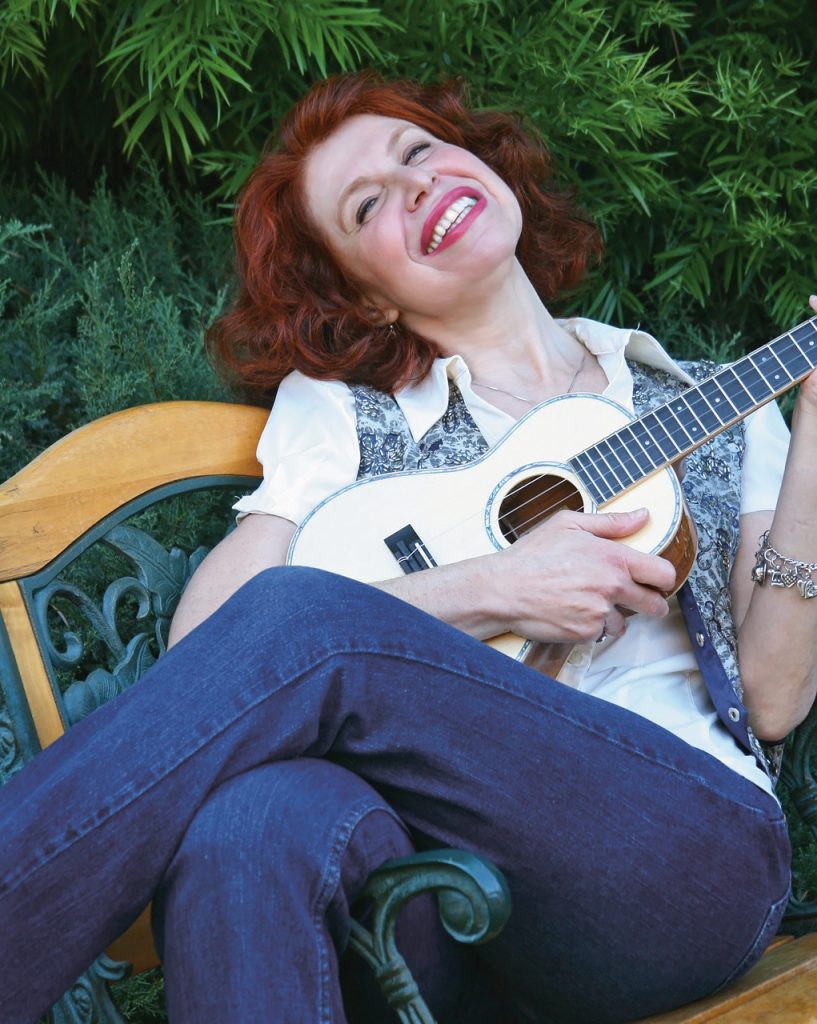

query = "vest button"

[695,632,705,647]
[728,707,741,722]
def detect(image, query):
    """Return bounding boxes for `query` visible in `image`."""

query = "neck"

[402,260,586,390]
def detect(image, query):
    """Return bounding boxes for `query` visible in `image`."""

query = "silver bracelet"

[751,530,817,599]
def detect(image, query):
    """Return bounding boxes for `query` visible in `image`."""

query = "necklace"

[472,352,587,405]
[470,381,538,405]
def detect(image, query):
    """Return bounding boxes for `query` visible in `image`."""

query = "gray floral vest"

[350,362,782,782]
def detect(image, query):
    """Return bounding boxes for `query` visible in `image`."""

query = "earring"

[387,322,398,337]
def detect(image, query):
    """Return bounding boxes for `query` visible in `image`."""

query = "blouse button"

[695,632,706,647]
[728,707,741,723]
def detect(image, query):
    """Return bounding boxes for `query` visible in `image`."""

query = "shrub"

[0,166,230,482]
[1,0,816,334]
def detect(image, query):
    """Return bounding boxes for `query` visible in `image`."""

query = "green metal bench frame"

[1,400,815,1022]
[0,401,510,1023]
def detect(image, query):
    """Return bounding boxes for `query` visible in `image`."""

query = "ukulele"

[288,316,817,675]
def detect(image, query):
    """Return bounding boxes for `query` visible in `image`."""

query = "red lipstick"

[421,186,486,256]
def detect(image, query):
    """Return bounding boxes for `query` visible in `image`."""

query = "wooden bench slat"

[713,970,817,1023]
[636,933,817,1022]
[0,402,267,581]
[107,907,159,974]
[0,580,64,748]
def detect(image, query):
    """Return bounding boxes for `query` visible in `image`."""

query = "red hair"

[209,72,602,400]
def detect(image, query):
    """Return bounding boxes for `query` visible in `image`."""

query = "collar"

[393,318,695,444]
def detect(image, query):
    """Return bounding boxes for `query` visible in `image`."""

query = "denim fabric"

[350,359,777,780]
[152,758,485,1023]
[0,568,791,1024]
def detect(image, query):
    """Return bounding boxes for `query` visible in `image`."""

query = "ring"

[596,624,609,644]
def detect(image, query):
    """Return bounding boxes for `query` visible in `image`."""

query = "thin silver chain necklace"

[472,352,587,405]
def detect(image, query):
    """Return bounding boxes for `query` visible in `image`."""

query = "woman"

[2,72,816,1024]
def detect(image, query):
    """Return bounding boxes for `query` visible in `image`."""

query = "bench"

[1,401,815,1022]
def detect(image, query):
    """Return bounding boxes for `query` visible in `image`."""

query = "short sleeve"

[740,398,791,515]
[232,372,361,525]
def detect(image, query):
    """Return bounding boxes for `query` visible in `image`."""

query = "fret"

[683,386,721,433]
[731,356,774,405]
[751,347,794,391]
[666,394,707,445]
[604,431,643,481]
[582,444,624,497]
[698,376,737,425]
[710,366,754,414]
[652,405,691,452]
[595,437,635,489]
[627,420,665,470]
[569,451,608,506]
[769,334,815,380]
[639,410,681,459]
[792,319,817,350]
[616,423,657,475]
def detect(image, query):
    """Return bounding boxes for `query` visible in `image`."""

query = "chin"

[464,236,518,276]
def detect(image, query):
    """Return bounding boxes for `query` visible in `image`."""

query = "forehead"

[303,114,419,218]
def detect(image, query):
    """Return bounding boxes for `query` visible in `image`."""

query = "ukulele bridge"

[383,525,438,575]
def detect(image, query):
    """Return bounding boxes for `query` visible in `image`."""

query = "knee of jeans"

[236,565,398,644]
[168,760,409,889]
[240,564,363,610]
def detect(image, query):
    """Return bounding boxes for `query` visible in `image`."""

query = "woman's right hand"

[490,507,676,644]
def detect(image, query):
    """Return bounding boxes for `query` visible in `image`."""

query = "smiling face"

[302,113,523,329]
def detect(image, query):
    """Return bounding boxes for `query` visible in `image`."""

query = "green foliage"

[2,0,815,343]
[0,165,230,482]
[0,0,392,185]
[4,5,817,1016]
[778,777,817,915]
[111,968,167,1023]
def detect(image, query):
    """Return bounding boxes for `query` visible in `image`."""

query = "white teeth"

[426,196,477,253]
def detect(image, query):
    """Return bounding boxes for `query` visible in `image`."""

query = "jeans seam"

[312,799,407,1024]
[325,648,787,822]
[711,881,792,993]
[1,643,782,903]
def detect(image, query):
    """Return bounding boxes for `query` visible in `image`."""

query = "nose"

[398,165,437,211]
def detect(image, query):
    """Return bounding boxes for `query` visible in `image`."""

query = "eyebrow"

[337,122,416,226]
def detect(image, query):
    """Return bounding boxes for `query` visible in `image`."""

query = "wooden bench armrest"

[0,401,267,582]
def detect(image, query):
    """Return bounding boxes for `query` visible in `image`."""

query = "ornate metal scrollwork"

[28,523,210,1022]
[46,954,130,1024]
[33,525,209,726]
[348,849,511,1024]
[0,705,21,785]
[780,698,817,931]
[0,626,29,785]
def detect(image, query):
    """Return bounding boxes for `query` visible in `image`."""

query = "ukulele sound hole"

[498,474,584,542]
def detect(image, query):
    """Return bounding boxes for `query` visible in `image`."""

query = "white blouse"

[234,318,792,794]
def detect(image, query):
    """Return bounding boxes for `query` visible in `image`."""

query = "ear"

[366,304,400,327]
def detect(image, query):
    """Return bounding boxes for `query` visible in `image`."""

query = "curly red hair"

[209,71,602,399]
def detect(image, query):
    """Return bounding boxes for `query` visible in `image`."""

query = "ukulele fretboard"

[569,316,817,507]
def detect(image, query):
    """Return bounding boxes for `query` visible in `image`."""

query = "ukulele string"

[495,325,817,536]
[385,472,591,564]
[496,484,585,537]
[489,324,817,544]
[406,412,662,552]
[398,338,817,560]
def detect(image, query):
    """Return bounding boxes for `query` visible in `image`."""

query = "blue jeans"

[152,757,491,1023]
[0,568,791,1023]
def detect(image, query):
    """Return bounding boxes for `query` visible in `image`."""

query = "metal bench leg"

[348,849,511,1024]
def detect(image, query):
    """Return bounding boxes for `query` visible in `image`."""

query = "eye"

[356,196,378,225]
[404,141,431,163]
